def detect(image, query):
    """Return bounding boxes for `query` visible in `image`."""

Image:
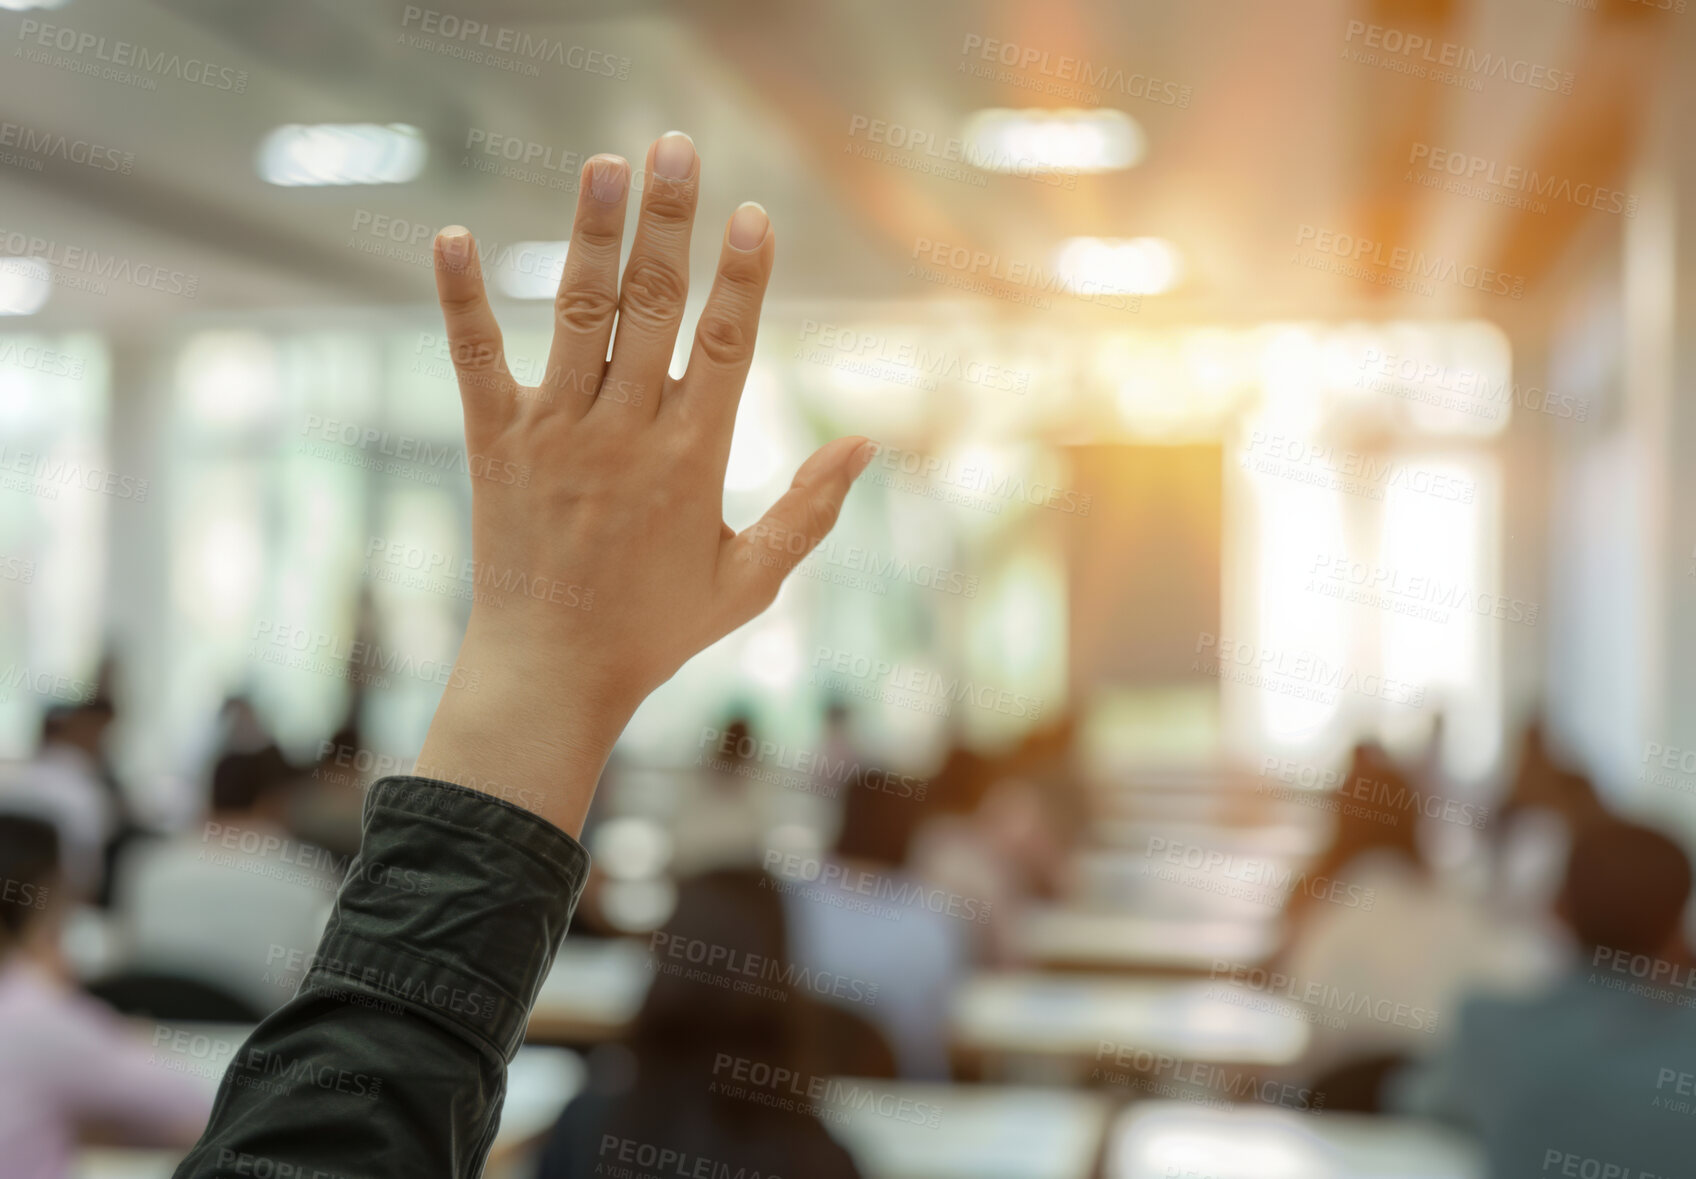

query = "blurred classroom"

[3,1,1696,1177]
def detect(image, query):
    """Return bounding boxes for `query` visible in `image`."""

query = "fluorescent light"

[1054,236,1182,295]
[0,0,70,10]
[491,241,569,300]
[0,258,52,316]
[962,108,1145,173]
[257,124,427,186]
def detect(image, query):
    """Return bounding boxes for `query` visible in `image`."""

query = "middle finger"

[539,153,631,419]
[600,131,699,421]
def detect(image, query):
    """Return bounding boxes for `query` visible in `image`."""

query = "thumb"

[717,435,877,628]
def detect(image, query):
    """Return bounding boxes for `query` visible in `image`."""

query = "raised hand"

[414,132,874,835]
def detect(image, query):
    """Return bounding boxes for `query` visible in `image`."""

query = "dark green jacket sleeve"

[173,776,591,1179]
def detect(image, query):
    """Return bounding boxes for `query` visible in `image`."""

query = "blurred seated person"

[0,701,122,902]
[1491,717,1609,919]
[535,869,862,1179]
[1497,716,1607,831]
[1276,742,1563,1097]
[1395,820,1696,1177]
[910,765,1077,964]
[0,816,209,1178]
[1281,742,1421,937]
[783,770,973,1080]
[110,747,336,1016]
[669,716,779,876]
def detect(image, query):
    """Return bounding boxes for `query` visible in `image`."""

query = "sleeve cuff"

[300,775,591,1061]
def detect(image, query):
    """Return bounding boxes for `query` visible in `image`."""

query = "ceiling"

[0,0,1685,332]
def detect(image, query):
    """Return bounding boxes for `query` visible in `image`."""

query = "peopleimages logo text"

[809,646,1044,720]
[1194,632,1426,708]
[1408,143,1636,217]
[649,930,879,1006]
[867,444,1091,514]
[1342,21,1574,94]
[957,35,1193,107]
[1209,960,1440,1032]
[1295,224,1525,298]
[697,727,927,800]
[764,850,992,924]
[16,19,249,92]
[0,228,199,299]
[399,6,631,78]
[0,122,134,173]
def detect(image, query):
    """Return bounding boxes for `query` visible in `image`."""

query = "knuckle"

[554,285,618,335]
[695,314,752,368]
[439,292,487,318]
[572,225,623,255]
[449,334,503,372]
[715,253,766,296]
[620,255,689,324]
[641,186,695,228]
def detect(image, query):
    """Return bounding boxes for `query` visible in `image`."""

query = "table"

[525,936,653,1043]
[1014,907,1282,972]
[1105,1102,1485,1179]
[951,973,1309,1066]
[827,1083,1112,1179]
[1092,819,1327,859]
[1068,849,1307,922]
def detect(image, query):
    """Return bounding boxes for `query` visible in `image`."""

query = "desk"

[525,936,653,1043]
[1093,819,1327,860]
[1068,849,1305,922]
[952,973,1309,1065]
[1089,769,1312,815]
[1105,1102,1485,1179]
[1015,907,1281,972]
[827,1083,1111,1179]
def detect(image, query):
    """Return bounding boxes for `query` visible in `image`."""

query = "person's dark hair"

[926,747,992,816]
[210,745,295,814]
[1330,743,1423,855]
[1277,743,1424,939]
[533,869,862,1179]
[0,816,60,952]
[833,767,928,868]
[629,868,805,1072]
[40,698,116,747]
[1559,820,1692,955]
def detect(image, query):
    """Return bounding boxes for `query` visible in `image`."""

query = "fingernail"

[850,440,878,479]
[728,202,769,252]
[653,131,696,181]
[586,155,628,203]
[438,226,471,268]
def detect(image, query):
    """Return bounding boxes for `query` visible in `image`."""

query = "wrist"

[415,616,641,836]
